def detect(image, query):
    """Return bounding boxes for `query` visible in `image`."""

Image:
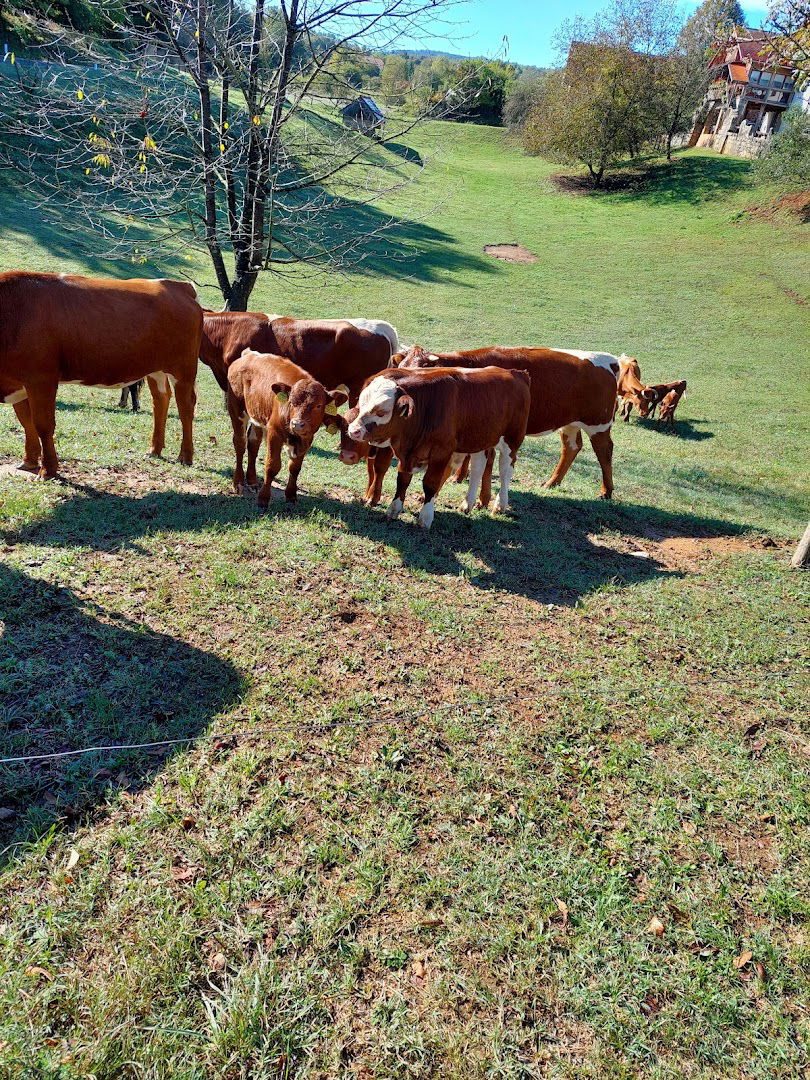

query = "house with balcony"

[689,29,803,157]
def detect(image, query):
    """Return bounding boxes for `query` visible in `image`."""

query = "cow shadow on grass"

[623,416,715,441]
[0,562,246,867]
[2,475,754,608]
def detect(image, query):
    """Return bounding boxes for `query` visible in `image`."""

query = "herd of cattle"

[0,270,687,529]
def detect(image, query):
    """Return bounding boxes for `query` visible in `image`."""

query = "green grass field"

[0,122,809,1080]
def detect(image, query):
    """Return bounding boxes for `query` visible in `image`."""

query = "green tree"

[754,106,810,187]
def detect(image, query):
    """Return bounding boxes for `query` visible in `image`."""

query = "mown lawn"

[0,123,809,1079]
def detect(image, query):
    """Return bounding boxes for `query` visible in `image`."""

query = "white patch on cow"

[248,414,267,431]
[386,497,404,521]
[417,499,435,529]
[549,348,619,374]
[64,379,134,390]
[572,420,613,435]
[264,313,283,323]
[350,376,399,443]
[167,374,177,390]
[560,424,580,451]
[3,388,28,405]
[149,372,169,394]
[460,451,487,512]
[345,319,400,355]
[494,436,514,512]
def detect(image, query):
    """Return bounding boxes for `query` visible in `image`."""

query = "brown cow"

[200,311,392,401]
[346,366,530,529]
[616,355,657,422]
[389,344,620,501]
[226,349,348,508]
[0,272,202,478]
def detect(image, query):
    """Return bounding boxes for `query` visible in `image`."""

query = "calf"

[226,349,348,508]
[0,272,201,478]
[346,366,530,530]
[654,380,687,427]
[394,344,619,500]
[616,355,656,421]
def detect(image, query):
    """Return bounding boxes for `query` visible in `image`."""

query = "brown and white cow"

[200,312,393,402]
[0,272,202,478]
[226,349,348,508]
[616,355,657,422]
[386,344,620,502]
[346,366,531,529]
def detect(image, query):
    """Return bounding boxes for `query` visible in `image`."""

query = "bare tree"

[763,0,810,76]
[0,0,463,309]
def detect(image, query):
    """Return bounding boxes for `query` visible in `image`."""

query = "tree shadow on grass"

[382,141,424,167]
[553,153,752,207]
[0,562,246,867]
[2,478,754,609]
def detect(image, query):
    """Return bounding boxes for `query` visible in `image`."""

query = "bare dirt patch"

[483,243,538,264]
[744,190,810,227]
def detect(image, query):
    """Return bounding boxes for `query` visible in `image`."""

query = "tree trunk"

[792,522,810,569]
[225,274,258,312]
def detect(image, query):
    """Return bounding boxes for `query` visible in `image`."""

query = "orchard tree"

[0,0,463,310]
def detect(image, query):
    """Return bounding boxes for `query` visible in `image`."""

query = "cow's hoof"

[598,492,613,500]
[18,461,40,473]
[178,458,193,467]
[37,470,58,481]
[459,500,473,515]
[386,498,404,522]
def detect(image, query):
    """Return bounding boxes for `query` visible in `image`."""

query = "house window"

[749,69,760,84]
[771,73,784,89]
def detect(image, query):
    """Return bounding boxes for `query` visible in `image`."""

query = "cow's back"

[269,318,390,393]
[436,347,617,432]
[0,272,201,383]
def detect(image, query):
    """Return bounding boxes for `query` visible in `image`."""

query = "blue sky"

[401,0,769,68]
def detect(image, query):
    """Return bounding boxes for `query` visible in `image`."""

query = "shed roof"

[341,96,384,120]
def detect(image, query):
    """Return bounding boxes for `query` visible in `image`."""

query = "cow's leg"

[452,455,470,484]
[475,448,495,509]
[418,456,452,530]
[284,451,307,504]
[544,425,582,489]
[25,381,59,479]
[146,374,172,458]
[386,467,413,521]
[460,451,488,513]
[621,399,632,422]
[118,387,129,409]
[493,437,517,513]
[227,397,247,494]
[172,377,196,466]
[245,424,262,488]
[258,430,283,509]
[589,428,614,499]
[12,399,41,472]
[131,381,142,413]
[366,446,394,506]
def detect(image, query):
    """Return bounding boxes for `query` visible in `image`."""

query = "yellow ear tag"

[276,391,288,403]
[324,402,337,416]
[326,422,338,435]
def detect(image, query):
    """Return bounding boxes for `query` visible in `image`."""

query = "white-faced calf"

[226,349,347,508]
[346,366,531,530]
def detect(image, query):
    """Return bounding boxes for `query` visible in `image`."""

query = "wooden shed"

[340,96,385,136]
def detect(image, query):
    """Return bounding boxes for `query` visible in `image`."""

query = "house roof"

[341,96,384,120]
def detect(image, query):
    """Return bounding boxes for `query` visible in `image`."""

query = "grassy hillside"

[0,124,809,1079]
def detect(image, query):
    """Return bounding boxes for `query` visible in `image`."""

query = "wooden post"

[792,522,810,569]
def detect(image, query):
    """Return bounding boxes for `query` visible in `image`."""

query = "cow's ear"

[642,387,656,401]
[397,392,415,418]
[271,381,291,402]
[329,386,350,409]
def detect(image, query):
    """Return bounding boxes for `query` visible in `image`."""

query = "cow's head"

[397,345,441,369]
[634,386,658,417]
[337,408,368,465]
[346,375,414,446]
[274,378,348,441]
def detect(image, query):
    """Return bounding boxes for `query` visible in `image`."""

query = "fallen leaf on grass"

[733,949,753,970]
[180,816,196,831]
[646,917,665,938]
[555,898,569,927]
[65,849,79,872]
[171,865,202,882]
[744,722,762,738]
[682,820,697,836]
[210,952,227,973]
[754,961,767,981]
[411,959,426,979]
[748,738,767,757]
[25,966,53,980]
